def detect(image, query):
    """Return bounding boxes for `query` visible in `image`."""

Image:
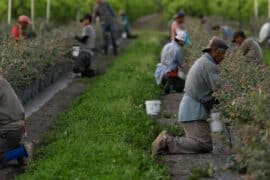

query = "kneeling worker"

[152,37,228,155]
[155,31,189,94]
[0,76,32,166]
[232,31,263,64]
[74,14,96,77]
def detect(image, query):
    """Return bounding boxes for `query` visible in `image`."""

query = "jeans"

[102,22,118,54]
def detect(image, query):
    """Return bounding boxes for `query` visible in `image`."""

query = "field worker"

[74,14,96,77]
[199,15,207,26]
[119,10,137,39]
[152,37,228,155]
[11,15,35,42]
[232,31,263,64]
[155,31,190,94]
[259,22,270,47]
[212,25,234,41]
[93,0,118,55]
[0,76,32,167]
[171,11,186,40]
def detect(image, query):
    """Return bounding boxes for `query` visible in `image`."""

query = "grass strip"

[18,31,168,179]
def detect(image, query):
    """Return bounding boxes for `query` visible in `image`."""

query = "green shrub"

[0,0,158,23]
[161,0,268,21]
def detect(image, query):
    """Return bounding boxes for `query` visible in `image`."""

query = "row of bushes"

[183,17,270,179]
[161,0,269,21]
[0,0,159,23]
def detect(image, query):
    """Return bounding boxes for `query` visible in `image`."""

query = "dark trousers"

[102,22,118,54]
[163,77,185,94]
[73,51,92,73]
[0,129,22,154]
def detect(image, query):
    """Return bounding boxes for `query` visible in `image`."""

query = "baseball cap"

[202,36,229,53]
[18,15,32,25]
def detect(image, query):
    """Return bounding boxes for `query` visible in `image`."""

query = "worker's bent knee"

[199,142,213,153]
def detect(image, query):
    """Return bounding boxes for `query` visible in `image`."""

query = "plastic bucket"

[145,100,161,116]
[210,112,223,132]
[72,46,80,57]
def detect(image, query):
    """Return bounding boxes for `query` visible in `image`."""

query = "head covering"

[80,14,93,23]
[202,36,229,52]
[175,30,192,45]
[18,15,32,25]
[259,23,270,43]
[232,31,246,43]
[174,11,185,19]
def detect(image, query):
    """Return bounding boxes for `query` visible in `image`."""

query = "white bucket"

[122,32,127,39]
[178,71,185,79]
[72,46,80,57]
[145,100,161,116]
[210,112,223,133]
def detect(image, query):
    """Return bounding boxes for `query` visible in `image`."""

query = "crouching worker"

[155,31,189,94]
[74,14,96,77]
[152,37,228,155]
[232,31,263,64]
[119,10,137,39]
[0,76,32,167]
[11,15,36,42]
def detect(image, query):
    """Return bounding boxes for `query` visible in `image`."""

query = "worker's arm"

[92,5,99,23]
[175,49,184,70]
[75,36,88,44]
[206,64,223,92]
[106,3,116,17]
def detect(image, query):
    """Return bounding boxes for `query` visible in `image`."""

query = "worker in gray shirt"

[93,0,118,55]
[0,76,32,166]
[232,31,263,64]
[152,37,228,155]
[75,14,96,77]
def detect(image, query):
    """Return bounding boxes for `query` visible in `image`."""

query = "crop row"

[184,18,270,178]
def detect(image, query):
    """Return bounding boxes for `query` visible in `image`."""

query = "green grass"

[18,31,168,179]
[263,48,270,66]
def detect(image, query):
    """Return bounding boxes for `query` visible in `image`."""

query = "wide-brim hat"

[175,30,192,45]
[202,36,229,52]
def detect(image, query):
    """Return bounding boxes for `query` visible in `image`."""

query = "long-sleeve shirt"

[0,77,25,132]
[78,25,96,54]
[94,2,115,24]
[240,38,263,64]
[155,41,184,85]
[179,53,222,122]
